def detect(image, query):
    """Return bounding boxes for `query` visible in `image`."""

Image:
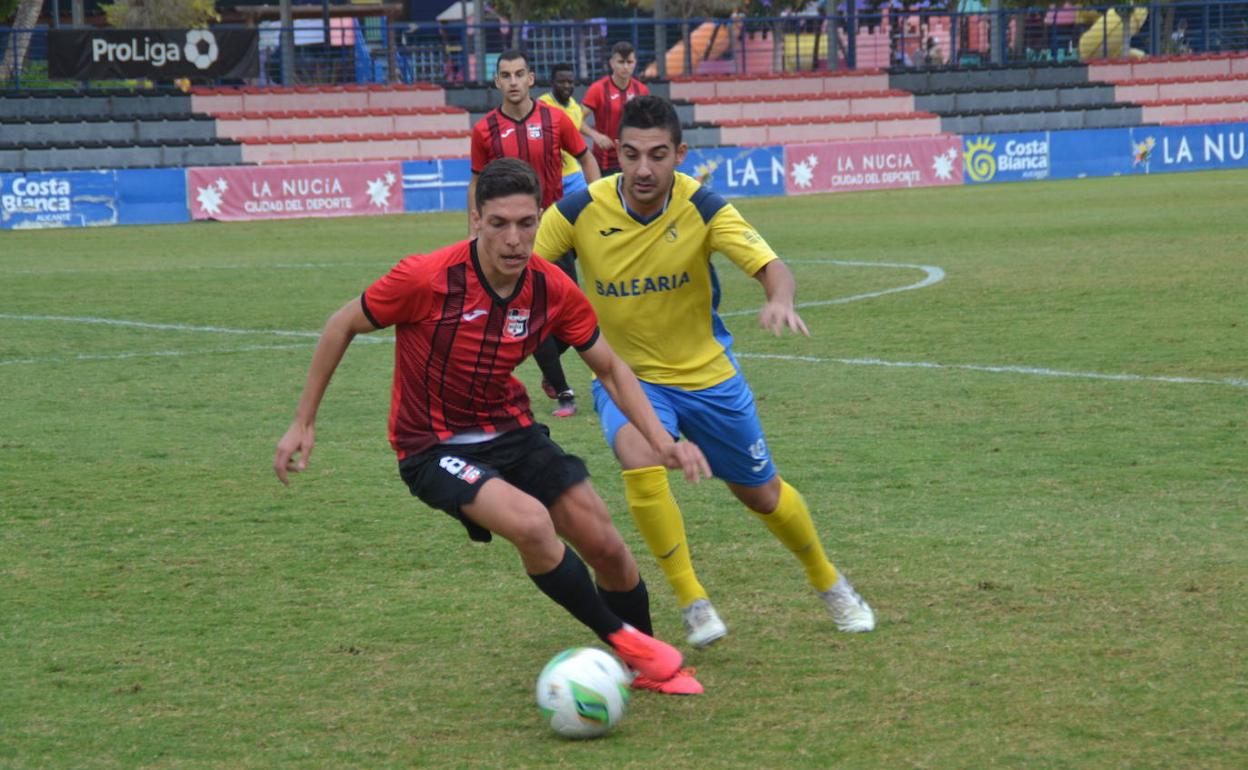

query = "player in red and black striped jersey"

[468,49,600,225]
[469,48,598,419]
[274,158,709,695]
[581,41,650,174]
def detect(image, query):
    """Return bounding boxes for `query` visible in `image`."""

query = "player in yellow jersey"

[531,62,590,418]
[535,96,875,647]
[538,63,590,196]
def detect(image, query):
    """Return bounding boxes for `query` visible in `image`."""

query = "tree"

[100,0,220,28]
[1,0,21,24]
[490,0,569,47]
[0,0,42,85]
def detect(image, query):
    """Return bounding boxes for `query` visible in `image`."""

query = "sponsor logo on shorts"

[748,437,770,472]
[439,455,483,484]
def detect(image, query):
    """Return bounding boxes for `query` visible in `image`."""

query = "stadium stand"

[4,52,1248,173]
[0,90,244,172]
[890,63,1146,134]
[1088,53,1248,124]
[188,84,472,164]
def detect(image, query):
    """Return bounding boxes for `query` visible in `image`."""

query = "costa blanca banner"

[48,28,258,80]
[187,162,405,222]
[0,170,118,229]
[962,133,1051,184]
[784,136,963,195]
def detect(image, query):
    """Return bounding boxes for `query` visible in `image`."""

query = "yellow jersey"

[538,92,585,178]
[535,172,778,389]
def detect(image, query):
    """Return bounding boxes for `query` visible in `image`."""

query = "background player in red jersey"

[467,49,599,227]
[468,48,594,417]
[580,41,650,175]
[274,158,708,695]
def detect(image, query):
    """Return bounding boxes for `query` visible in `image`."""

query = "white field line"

[0,342,320,367]
[720,259,946,317]
[1,263,1244,389]
[0,261,390,275]
[736,353,1248,390]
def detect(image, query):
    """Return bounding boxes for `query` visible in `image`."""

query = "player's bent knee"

[731,477,782,514]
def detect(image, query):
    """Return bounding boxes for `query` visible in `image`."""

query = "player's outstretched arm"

[577,335,711,484]
[274,298,377,485]
[579,149,601,183]
[754,260,811,338]
[581,118,613,151]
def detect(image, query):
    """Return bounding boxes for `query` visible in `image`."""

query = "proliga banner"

[187,162,405,222]
[49,28,258,81]
[784,136,963,195]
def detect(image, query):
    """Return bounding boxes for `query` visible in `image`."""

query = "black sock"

[597,578,652,636]
[529,546,624,642]
[534,337,571,394]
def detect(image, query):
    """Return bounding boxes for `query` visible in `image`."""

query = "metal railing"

[3,2,1248,91]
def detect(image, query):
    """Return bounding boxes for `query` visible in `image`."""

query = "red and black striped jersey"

[470,101,588,209]
[581,76,650,171]
[361,240,599,458]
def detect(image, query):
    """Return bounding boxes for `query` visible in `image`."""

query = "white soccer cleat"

[681,599,728,648]
[819,575,875,633]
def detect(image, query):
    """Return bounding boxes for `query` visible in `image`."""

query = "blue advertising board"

[968,122,1248,183]
[962,132,1051,184]
[402,158,471,213]
[680,145,786,198]
[116,168,189,226]
[0,170,118,229]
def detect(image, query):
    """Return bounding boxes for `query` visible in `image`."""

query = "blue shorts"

[561,170,588,195]
[591,372,775,487]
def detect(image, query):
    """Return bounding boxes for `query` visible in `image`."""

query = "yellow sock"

[622,466,706,607]
[750,479,839,592]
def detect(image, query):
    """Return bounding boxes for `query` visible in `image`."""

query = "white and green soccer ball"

[535,647,631,739]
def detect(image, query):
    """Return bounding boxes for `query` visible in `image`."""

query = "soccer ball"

[535,647,631,739]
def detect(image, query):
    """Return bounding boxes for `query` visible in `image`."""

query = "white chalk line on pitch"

[735,353,1248,390]
[1,265,1244,389]
[719,259,946,317]
[0,261,390,275]
[0,342,320,367]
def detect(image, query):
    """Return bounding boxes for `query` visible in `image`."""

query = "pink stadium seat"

[821,72,891,94]
[367,89,447,110]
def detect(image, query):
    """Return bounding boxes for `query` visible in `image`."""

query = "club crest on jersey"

[527,123,543,139]
[505,308,530,338]
[665,223,679,242]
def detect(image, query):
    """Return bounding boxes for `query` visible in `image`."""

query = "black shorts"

[398,424,590,543]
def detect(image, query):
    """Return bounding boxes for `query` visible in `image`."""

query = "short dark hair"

[618,95,682,146]
[497,48,529,69]
[550,62,574,78]
[610,41,635,59]
[475,158,542,210]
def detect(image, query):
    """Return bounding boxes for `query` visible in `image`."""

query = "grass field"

[2,170,1245,769]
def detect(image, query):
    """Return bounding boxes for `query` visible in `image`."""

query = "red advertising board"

[187,162,404,221]
[783,136,963,195]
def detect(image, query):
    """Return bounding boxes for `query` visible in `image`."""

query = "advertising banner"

[402,158,471,213]
[116,168,190,226]
[680,146,786,198]
[1050,122,1248,179]
[187,162,405,222]
[784,136,963,195]
[48,28,259,80]
[962,133,1051,184]
[0,170,118,229]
